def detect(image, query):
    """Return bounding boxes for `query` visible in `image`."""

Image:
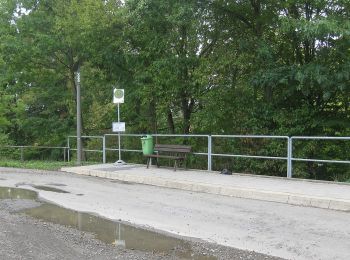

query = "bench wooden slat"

[156,148,190,153]
[147,154,184,159]
[154,144,191,153]
[155,144,191,149]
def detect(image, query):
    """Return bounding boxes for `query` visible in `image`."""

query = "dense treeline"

[0,0,349,180]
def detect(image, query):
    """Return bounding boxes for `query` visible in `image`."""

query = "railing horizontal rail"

[213,135,288,139]
[153,134,209,137]
[212,153,287,160]
[105,147,208,157]
[70,148,102,153]
[68,135,103,138]
[105,148,142,153]
[105,133,209,138]
[291,136,350,140]
[105,133,143,137]
[2,145,68,149]
[292,158,350,164]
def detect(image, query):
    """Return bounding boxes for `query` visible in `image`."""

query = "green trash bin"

[141,135,154,155]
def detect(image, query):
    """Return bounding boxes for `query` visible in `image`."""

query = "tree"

[124,0,219,134]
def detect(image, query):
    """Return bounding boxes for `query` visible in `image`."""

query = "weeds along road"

[1,168,349,260]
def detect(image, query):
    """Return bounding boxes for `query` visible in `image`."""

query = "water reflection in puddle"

[0,186,37,200]
[0,187,215,259]
[24,203,215,259]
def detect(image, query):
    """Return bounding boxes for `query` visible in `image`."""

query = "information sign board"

[112,122,125,132]
[113,88,124,104]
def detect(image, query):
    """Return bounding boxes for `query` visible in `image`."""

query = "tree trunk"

[167,108,175,134]
[181,97,194,134]
[149,97,157,134]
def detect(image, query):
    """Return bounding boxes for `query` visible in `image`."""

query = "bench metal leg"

[146,157,150,169]
[174,160,177,171]
[178,159,186,171]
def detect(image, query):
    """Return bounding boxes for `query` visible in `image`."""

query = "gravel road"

[0,200,280,260]
[1,167,350,259]
[0,169,282,260]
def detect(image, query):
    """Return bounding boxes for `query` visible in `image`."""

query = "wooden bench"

[144,144,191,171]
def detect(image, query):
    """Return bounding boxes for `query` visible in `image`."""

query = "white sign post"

[113,88,126,166]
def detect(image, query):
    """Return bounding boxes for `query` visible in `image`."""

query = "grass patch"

[0,159,92,171]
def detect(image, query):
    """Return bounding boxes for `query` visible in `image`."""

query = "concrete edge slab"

[61,167,350,212]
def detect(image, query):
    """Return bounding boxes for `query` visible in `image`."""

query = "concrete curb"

[61,166,350,212]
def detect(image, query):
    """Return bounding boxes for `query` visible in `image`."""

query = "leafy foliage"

[0,0,349,180]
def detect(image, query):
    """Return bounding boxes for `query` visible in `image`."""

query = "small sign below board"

[113,88,124,104]
[112,122,125,132]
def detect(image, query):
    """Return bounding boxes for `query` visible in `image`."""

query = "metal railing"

[1,134,349,179]
[290,136,350,177]
[104,134,210,168]
[104,134,145,164]
[0,145,69,162]
[67,136,104,162]
[211,135,290,175]
[102,134,349,178]
[103,134,290,174]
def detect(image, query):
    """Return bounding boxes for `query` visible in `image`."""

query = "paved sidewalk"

[62,164,350,211]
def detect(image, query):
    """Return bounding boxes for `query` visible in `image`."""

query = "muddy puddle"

[32,185,69,193]
[0,187,216,259]
[45,183,67,187]
[110,180,134,185]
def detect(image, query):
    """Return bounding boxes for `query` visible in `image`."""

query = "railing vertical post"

[208,135,212,171]
[118,131,121,161]
[67,138,70,162]
[103,135,106,163]
[20,147,24,162]
[63,148,66,162]
[287,137,292,178]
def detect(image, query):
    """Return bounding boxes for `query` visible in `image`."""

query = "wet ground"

[0,186,282,260]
